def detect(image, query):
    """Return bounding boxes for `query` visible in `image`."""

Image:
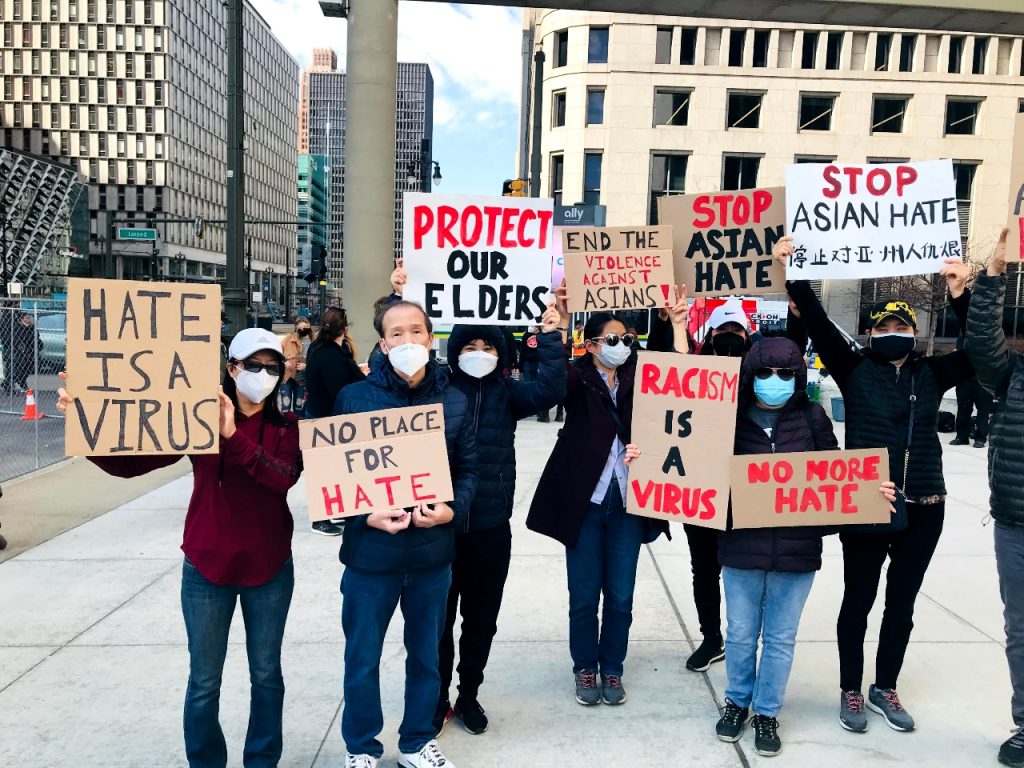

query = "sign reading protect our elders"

[561,226,675,313]
[729,449,891,528]
[299,404,454,523]
[65,278,221,456]
[785,160,963,280]
[403,192,555,325]
[627,352,740,530]
[1010,113,1024,260]
[658,188,787,297]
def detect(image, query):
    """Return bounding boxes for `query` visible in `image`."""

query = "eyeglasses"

[588,333,637,348]
[754,367,797,381]
[234,360,282,377]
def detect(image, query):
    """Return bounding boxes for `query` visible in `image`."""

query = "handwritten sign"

[403,192,554,325]
[627,352,740,530]
[659,188,787,297]
[785,160,962,279]
[65,278,220,456]
[729,449,891,528]
[300,404,453,523]
[561,226,675,313]
[1010,113,1024,260]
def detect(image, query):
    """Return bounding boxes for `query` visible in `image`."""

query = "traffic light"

[502,178,528,197]
[307,244,326,282]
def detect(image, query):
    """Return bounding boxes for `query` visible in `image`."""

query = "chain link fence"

[1,301,67,483]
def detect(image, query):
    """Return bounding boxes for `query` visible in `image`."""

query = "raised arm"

[509,330,567,420]
[967,230,1018,397]
[448,400,479,531]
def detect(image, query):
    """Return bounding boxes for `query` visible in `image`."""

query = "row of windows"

[1,49,163,81]
[6,101,160,131]
[4,75,165,107]
[2,21,164,51]
[1,0,159,25]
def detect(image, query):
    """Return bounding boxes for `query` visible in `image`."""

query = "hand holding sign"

[539,301,561,334]
[667,285,688,326]
[939,257,970,299]
[412,501,455,528]
[218,388,236,439]
[367,508,412,534]
[391,258,407,296]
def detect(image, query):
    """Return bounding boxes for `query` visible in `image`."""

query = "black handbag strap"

[603,398,630,445]
[899,372,917,495]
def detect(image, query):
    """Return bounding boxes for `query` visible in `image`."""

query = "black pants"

[684,523,722,642]
[438,521,513,704]
[837,502,945,691]
[955,379,993,441]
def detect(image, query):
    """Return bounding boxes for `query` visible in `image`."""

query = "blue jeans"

[180,557,294,768]
[565,484,646,677]
[341,564,452,757]
[279,379,305,413]
[722,566,815,718]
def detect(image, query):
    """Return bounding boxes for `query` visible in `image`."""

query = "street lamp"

[406,160,442,189]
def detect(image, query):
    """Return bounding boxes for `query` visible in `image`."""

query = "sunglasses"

[588,333,637,348]
[234,360,282,377]
[754,367,797,381]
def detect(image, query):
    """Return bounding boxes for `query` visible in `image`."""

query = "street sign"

[117,227,157,241]
[253,291,263,303]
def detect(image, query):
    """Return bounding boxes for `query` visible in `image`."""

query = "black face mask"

[297,328,310,337]
[869,332,916,362]
[712,332,747,357]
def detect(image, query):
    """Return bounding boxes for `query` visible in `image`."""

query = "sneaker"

[1000,727,1024,767]
[537,414,550,423]
[454,697,488,734]
[686,636,725,672]
[601,674,627,705]
[950,437,970,446]
[751,714,782,757]
[867,685,915,732]
[975,440,987,448]
[398,740,456,768]
[716,699,749,742]
[312,520,344,536]
[554,413,564,423]
[574,669,601,706]
[432,699,454,737]
[344,754,379,768]
[839,690,868,733]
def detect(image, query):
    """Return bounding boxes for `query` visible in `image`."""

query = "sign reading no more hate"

[785,160,963,280]
[403,193,555,325]
[1009,113,1024,260]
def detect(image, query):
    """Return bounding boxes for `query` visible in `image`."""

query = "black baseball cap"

[869,300,918,329]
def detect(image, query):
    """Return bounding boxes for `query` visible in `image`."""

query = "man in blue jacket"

[333,300,478,768]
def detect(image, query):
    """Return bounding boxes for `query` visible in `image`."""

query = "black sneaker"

[1000,727,1024,767]
[312,520,344,536]
[537,413,550,423]
[432,698,453,737]
[751,714,782,757]
[975,440,987,448]
[950,437,970,446]
[716,699,748,742]
[686,636,725,672]
[454,697,488,735]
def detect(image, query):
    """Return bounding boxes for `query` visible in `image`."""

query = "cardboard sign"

[300,404,454,523]
[785,160,963,279]
[729,449,892,528]
[65,278,221,456]
[403,192,555,325]
[561,226,675,313]
[1010,113,1024,260]
[659,188,787,297]
[627,351,740,530]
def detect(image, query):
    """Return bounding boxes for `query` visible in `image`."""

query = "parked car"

[36,313,67,371]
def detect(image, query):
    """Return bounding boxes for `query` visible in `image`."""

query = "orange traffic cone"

[21,389,44,421]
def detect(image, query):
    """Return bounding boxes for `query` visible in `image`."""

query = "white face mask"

[387,342,430,378]
[597,342,631,369]
[233,368,278,404]
[458,350,499,379]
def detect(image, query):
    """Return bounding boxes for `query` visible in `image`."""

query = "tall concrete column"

[344,0,398,361]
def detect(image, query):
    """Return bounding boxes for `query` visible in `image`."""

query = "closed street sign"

[117,227,157,241]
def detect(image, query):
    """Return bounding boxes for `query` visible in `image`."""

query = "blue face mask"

[754,375,796,408]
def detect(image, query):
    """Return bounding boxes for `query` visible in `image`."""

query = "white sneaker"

[344,753,378,768]
[398,739,456,768]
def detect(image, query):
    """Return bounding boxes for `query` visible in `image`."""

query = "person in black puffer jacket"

[433,311,566,736]
[775,235,975,734]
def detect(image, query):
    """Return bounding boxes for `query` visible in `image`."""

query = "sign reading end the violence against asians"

[785,160,963,280]
[560,226,675,313]
[403,192,555,326]
[299,404,454,523]
[1009,113,1024,260]
[658,188,788,298]
[65,278,221,456]
[729,449,892,529]
[627,351,741,530]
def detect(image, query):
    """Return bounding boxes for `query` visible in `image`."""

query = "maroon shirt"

[91,409,302,587]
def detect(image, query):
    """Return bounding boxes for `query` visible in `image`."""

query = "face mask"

[458,350,499,379]
[387,342,430,378]
[712,332,747,357]
[754,375,796,408]
[597,341,632,369]
[870,332,916,362]
[297,328,310,337]
[233,368,278,404]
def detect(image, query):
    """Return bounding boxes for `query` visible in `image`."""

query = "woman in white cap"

[57,327,302,768]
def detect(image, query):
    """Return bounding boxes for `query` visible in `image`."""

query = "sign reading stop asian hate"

[658,188,787,297]
[1009,113,1024,260]
[785,160,963,280]
[626,352,740,530]
[299,404,454,523]
[403,192,555,325]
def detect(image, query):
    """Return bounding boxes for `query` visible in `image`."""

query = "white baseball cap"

[707,300,750,332]
[228,328,283,360]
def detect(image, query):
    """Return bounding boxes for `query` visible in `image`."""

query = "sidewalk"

[0,420,1010,767]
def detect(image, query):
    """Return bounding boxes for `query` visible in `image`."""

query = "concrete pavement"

[0,420,1012,767]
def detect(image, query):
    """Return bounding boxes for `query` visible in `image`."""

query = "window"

[723,155,760,190]
[549,154,564,207]
[134,29,142,49]
[59,22,67,46]
[586,88,604,125]
[124,0,132,22]
[899,35,916,72]
[973,37,989,74]
[655,26,672,65]
[154,81,163,105]
[126,108,135,131]
[588,27,608,64]
[144,53,153,79]
[654,88,690,126]
[679,27,697,65]
[875,33,892,71]
[945,99,980,135]
[953,161,977,239]
[77,77,87,102]
[799,94,835,131]
[753,30,770,68]
[143,0,152,24]
[153,29,163,51]
[78,25,86,47]
[802,31,819,69]
[96,78,106,101]
[136,136,144,156]
[649,154,688,224]
[727,91,762,129]
[88,104,97,129]
[31,51,40,73]
[89,159,98,182]
[154,136,163,158]
[68,53,76,73]
[583,152,602,206]
[40,24,48,47]
[96,25,105,49]
[2,24,10,47]
[145,160,154,184]
[729,29,746,67]
[107,55,115,77]
[948,35,965,73]
[794,155,836,164]
[115,25,124,49]
[551,90,566,128]
[553,29,568,68]
[826,32,843,70]
[98,133,108,157]
[126,162,135,184]
[31,103,40,127]
[872,96,908,133]
[116,79,125,103]
[106,107,114,129]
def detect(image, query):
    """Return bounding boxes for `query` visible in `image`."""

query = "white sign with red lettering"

[403,192,556,326]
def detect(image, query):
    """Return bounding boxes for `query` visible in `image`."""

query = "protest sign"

[785,160,962,280]
[300,404,453,523]
[627,351,740,530]
[659,188,787,297]
[403,192,555,325]
[729,449,891,528]
[1010,113,1024,260]
[65,278,220,456]
[561,226,675,313]
[551,227,565,289]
